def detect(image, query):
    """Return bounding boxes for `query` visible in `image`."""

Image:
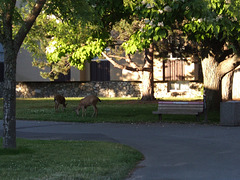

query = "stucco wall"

[16,48,81,82]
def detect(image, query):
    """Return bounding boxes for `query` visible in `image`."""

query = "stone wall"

[15,81,142,98]
[154,82,203,99]
[0,81,202,98]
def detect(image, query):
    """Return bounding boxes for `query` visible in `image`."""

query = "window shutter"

[90,61,110,81]
[164,60,185,81]
[54,71,71,82]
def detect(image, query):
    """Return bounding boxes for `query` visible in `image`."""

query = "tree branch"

[108,54,126,60]
[102,52,151,72]
[218,54,240,78]
[108,54,141,69]
[125,54,140,69]
[14,0,46,50]
[218,49,233,62]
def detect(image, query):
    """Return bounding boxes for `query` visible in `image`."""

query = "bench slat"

[153,101,204,121]
[158,101,203,105]
[153,110,202,115]
[158,105,203,109]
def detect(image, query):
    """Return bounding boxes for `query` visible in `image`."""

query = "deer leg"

[55,102,59,111]
[82,107,86,117]
[84,107,87,117]
[92,105,98,117]
[76,107,80,115]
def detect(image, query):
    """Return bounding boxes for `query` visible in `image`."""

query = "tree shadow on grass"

[0,145,35,156]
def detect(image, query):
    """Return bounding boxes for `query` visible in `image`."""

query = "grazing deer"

[76,95,101,117]
[54,94,67,111]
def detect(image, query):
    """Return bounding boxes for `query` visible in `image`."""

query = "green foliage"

[182,0,240,53]
[122,0,240,57]
[44,0,93,25]
[122,0,190,54]
[25,0,126,79]
[4,0,240,79]
[69,38,107,69]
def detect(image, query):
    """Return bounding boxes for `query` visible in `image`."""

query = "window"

[163,59,185,81]
[52,61,71,82]
[0,43,4,82]
[169,81,189,91]
[90,60,110,81]
[54,71,71,82]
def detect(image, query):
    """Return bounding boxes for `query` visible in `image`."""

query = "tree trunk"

[141,44,155,101]
[201,55,222,111]
[222,71,234,101]
[202,54,240,110]
[2,45,17,149]
[1,0,46,149]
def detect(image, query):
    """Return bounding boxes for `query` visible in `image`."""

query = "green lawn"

[0,97,220,179]
[0,97,220,124]
[0,138,143,180]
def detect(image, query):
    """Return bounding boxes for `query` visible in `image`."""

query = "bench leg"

[158,114,162,121]
[196,114,199,121]
[204,110,208,123]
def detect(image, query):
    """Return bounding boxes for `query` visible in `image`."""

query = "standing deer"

[76,95,101,117]
[54,94,67,111]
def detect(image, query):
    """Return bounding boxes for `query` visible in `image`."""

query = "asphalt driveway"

[1,120,240,180]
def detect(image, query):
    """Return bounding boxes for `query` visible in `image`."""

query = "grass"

[0,138,144,180]
[0,97,219,179]
[0,97,220,124]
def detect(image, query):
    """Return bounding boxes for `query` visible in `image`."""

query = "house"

[0,44,206,98]
[3,44,239,100]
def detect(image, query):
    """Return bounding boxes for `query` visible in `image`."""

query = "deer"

[76,95,101,117]
[54,94,67,111]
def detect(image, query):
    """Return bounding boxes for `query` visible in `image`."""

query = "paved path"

[1,120,240,180]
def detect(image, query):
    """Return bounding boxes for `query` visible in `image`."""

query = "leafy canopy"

[22,0,240,80]
[27,0,126,80]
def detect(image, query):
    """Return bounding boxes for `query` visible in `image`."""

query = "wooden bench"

[152,101,204,121]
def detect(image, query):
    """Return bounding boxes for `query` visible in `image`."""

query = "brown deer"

[54,94,67,111]
[76,95,101,117]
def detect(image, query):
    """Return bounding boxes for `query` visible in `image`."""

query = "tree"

[181,0,240,110]
[32,0,126,79]
[0,0,121,149]
[125,0,240,109]
[34,0,240,108]
[36,0,185,101]
[0,0,47,149]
